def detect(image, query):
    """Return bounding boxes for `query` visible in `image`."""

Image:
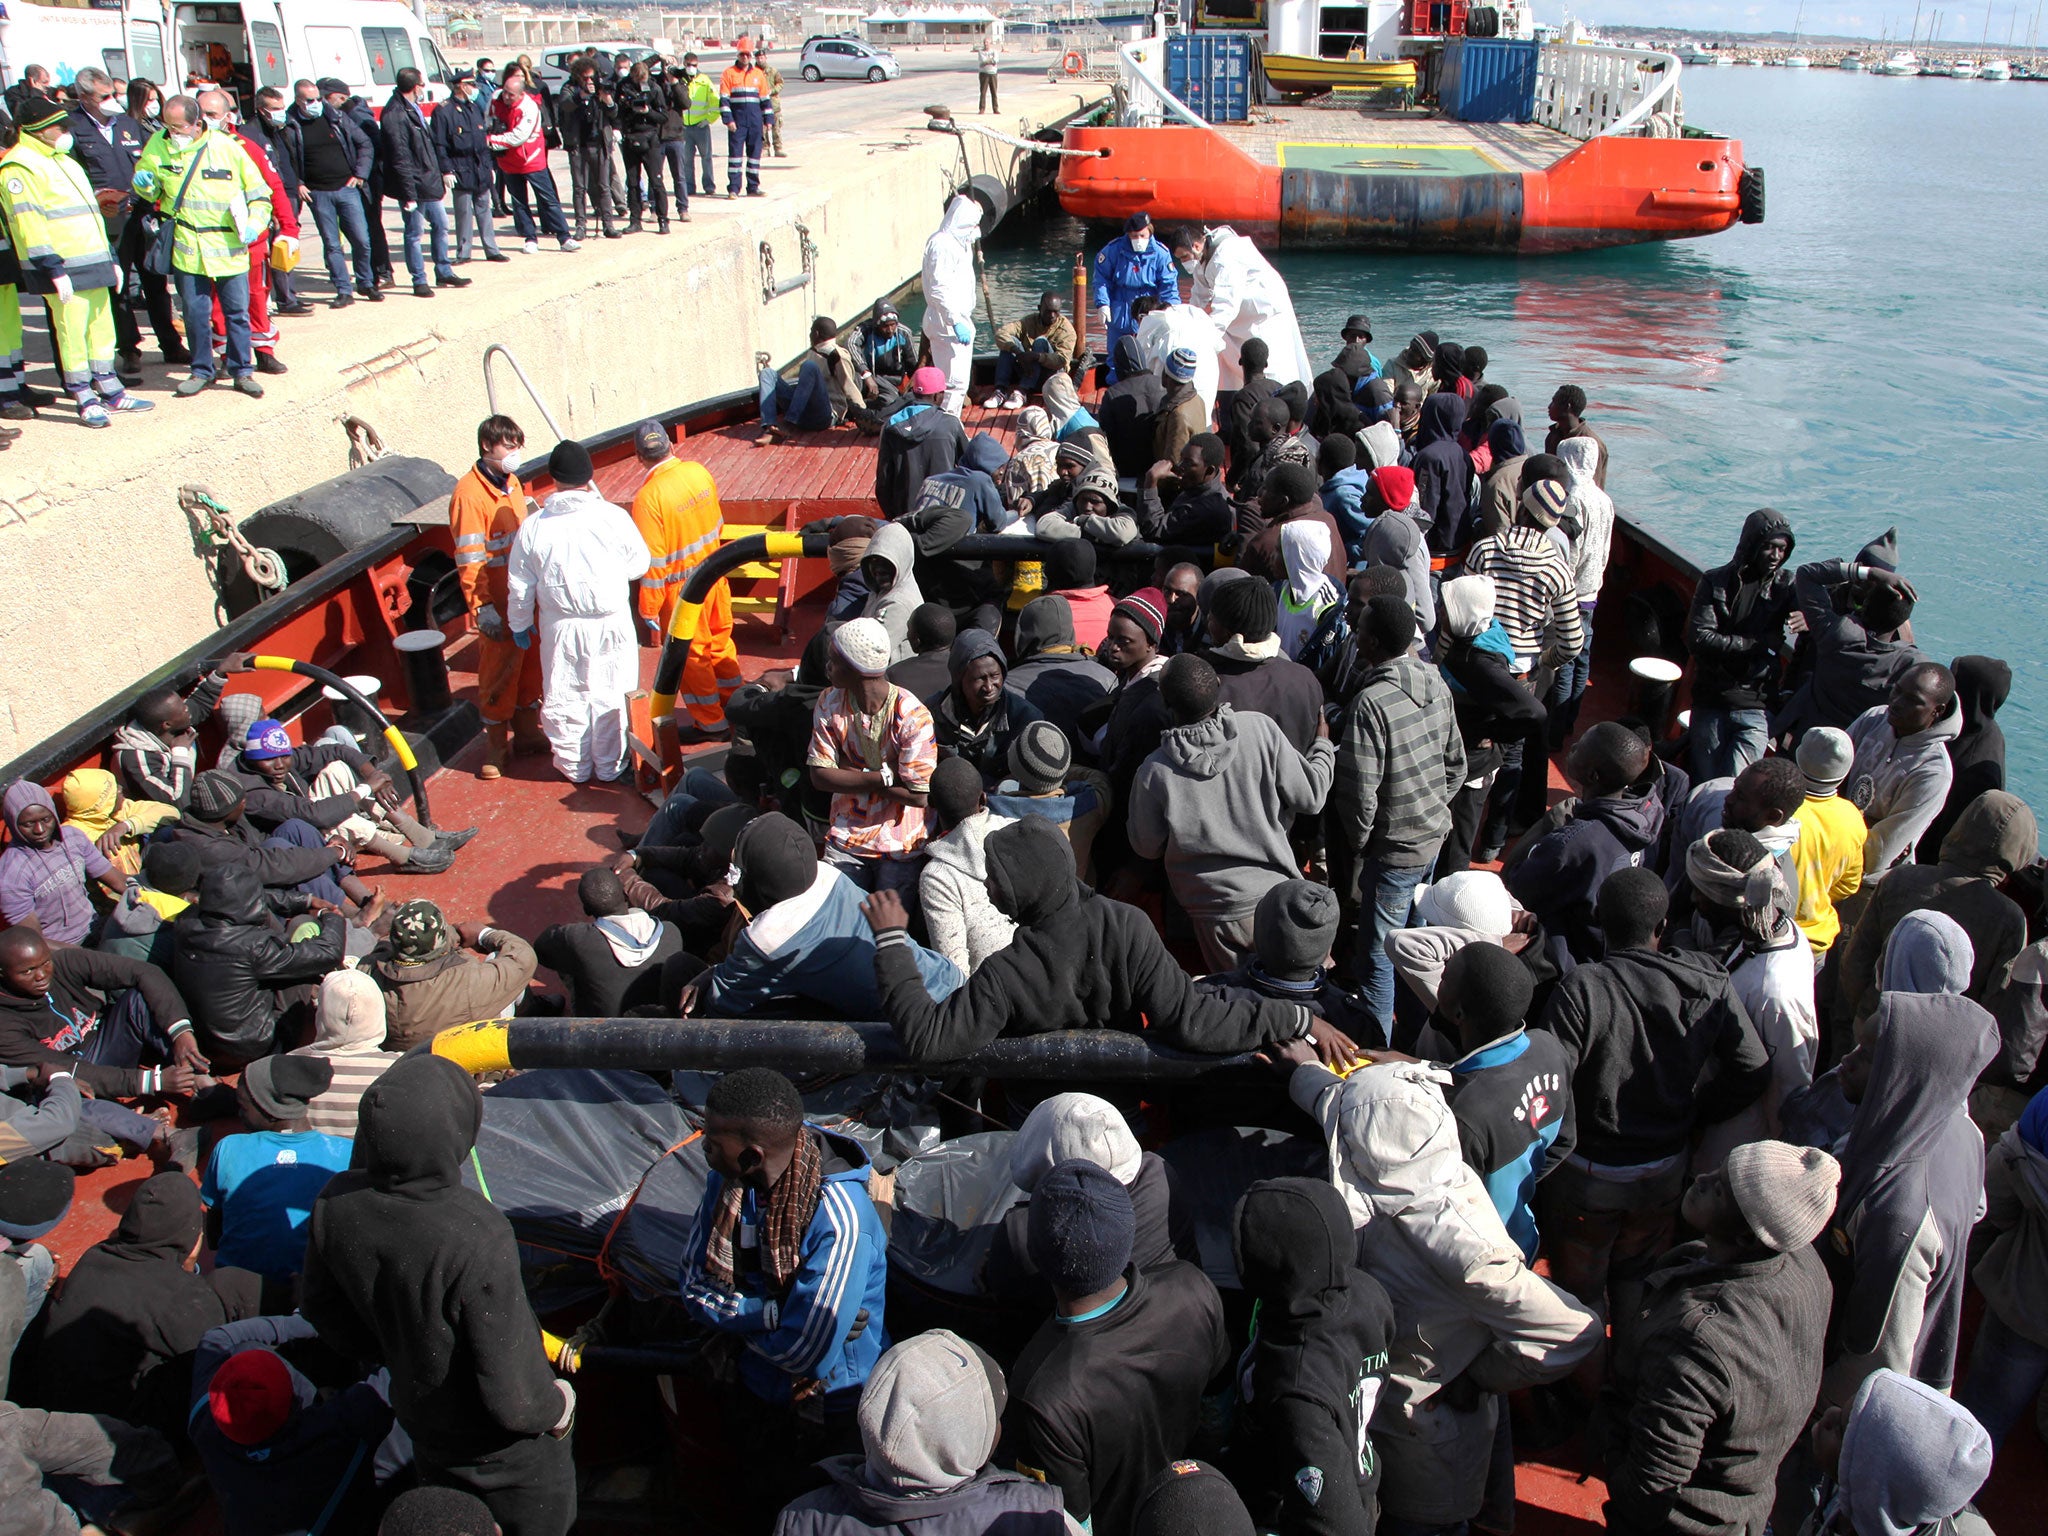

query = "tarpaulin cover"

[671,1069,943,1171]
[886,1131,1024,1296]
[1157,1125,1327,1291]
[466,1068,707,1312]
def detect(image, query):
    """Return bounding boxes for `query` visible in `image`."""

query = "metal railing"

[482,342,566,443]
[1535,42,1685,139]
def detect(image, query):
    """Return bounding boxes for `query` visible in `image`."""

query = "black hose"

[247,655,431,825]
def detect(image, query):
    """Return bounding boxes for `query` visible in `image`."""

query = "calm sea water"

[946,67,2048,803]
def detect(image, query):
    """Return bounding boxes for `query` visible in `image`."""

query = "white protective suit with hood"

[1289,1058,1600,1528]
[504,486,652,782]
[921,195,982,417]
[1191,226,1313,393]
[1135,303,1224,423]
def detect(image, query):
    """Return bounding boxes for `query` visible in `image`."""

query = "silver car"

[799,36,900,82]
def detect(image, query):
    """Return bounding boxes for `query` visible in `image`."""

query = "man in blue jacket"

[1090,212,1178,380]
[681,1067,890,1515]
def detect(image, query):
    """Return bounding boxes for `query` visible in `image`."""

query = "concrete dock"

[0,53,1108,759]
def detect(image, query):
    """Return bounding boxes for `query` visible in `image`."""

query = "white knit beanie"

[1726,1140,1840,1252]
[1412,869,1517,937]
[832,617,893,678]
[1008,1092,1143,1191]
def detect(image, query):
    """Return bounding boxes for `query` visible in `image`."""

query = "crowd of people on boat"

[0,44,777,430]
[1,206,2043,1536]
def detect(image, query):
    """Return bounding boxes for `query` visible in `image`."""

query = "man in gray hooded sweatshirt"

[1803,1368,1996,1536]
[1844,662,1962,881]
[1127,653,1334,972]
[772,1329,1079,1536]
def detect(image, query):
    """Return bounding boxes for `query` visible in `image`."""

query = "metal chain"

[179,484,286,612]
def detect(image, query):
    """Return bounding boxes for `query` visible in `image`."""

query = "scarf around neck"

[705,1125,824,1292]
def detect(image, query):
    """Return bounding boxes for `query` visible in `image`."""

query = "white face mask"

[301,100,322,116]
[497,448,522,473]
[1128,233,1151,252]
[266,107,288,124]
[1179,255,1199,275]
[203,116,229,132]
[51,131,75,154]
[684,65,698,77]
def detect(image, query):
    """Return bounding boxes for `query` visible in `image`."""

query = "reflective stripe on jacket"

[0,133,117,294]
[131,127,270,278]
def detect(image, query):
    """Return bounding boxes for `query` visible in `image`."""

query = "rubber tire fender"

[1739,165,1766,224]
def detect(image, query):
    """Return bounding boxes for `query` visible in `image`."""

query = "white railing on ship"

[1535,43,1685,139]
[1115,33,1210,129]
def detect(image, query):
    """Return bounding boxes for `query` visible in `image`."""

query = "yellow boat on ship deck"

[1260,52,1420,94]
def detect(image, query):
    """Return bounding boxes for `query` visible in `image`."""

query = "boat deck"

[1216,103,1577,175]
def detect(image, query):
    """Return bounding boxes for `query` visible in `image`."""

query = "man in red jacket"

[487,66,577,254]
[203,91,294,377]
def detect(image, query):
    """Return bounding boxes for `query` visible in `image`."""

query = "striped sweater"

[1463,526,1584,662]
[1333,652,1467,869]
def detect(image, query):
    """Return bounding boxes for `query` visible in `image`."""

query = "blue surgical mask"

[304,100,325,116]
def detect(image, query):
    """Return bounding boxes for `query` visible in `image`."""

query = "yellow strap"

[431,1020,514,1073]
[250,655,295,672]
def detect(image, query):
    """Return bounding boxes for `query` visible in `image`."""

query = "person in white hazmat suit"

[1274,1041,1601,1532]
[1184,224,1313,394]
[504,438,652,784]
[921,193,982,417]
[1136,303,1224,425]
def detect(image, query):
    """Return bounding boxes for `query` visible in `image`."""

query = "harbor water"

[937,66,2048,803]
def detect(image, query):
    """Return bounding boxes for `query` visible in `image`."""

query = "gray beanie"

[1008,719,1072,795]
[858,1331,1006,1493]
[1026,1159,1134,1298]
[1796,726,1854,797]
[1253,879,1339,980]
[242,1054,335,1122]
[1010,1093,1143,1191]
[187,769,247,822]
[1725,1140,1840,1252]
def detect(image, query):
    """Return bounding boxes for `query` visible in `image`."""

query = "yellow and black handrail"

[247,655,433,825]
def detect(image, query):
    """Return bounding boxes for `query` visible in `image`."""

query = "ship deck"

[1214,103,1578,175]
[25,400,2047,1534]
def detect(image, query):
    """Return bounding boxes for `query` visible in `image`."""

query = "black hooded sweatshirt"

[1410,393,1471,556]
[876,404,968,521]
[1008,596,1116,744]
[1229,1177,1394,1536]
[1919,653,2010,863]
[1100,336,1167,480]
[873,817,1311,1060]
[926,628,1047,785]
[1685,508,1797,712]
[171,862,345,1065]
[299,1054,566,1464]
[984,1152,1199,1304]
[31,1172,261,1433]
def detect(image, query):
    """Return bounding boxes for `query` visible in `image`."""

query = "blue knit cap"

[1026,1158,1134,1298]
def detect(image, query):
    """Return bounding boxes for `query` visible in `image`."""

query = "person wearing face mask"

[286,78,379,305]
[613,62,670,233]
[246,86,313,317]
[921,194,982,417]
[759,315,863,442]
[131,93,273,398]
[0,93,155,427]
[671,54,719,199]
[63,66,170,384]
[430,71,508,263]
[1090,212,1178,381]
[208,90,298,378]
[450,414,545,779]
[651,57,693,221]
[1183,223,1313,393]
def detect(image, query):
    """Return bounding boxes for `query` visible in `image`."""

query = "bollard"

[1628,656,1683,740]
[394,629,453,717]
[322,674,384,747]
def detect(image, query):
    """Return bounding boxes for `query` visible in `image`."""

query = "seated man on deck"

[982,290,1076,411]
[758,316,865,444]
[850,300,917,427]
[370,899,538,1051]
[113,661,242,810]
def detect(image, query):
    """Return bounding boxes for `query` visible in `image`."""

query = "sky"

[1577,0,2046,42]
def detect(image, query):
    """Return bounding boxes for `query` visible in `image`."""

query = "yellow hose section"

[664,599,703,642]
[430,1020,514,1073]
[540,1330,579,1372]
[382,724,418,772]
[762,531,805,558]
[250,656,296,672]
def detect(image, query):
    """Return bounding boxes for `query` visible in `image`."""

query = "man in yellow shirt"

[450,414,545,778]
[1790,726,1865,961]
[627,418,737,741]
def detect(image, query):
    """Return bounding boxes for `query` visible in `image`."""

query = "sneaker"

[77,398,110,429]
[107,392,154,413]
[1002,390,1027,410]
[413,282,435,298]
[330,292,355,309]
[439,272,472,288]
[174,375,213,397]
[523,239,541,255]
[487,251,512,262]
[559,238,582,252]
[232,373,264,398]
[254,352,289,375]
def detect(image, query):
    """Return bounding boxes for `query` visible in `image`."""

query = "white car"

[799,36,899,82]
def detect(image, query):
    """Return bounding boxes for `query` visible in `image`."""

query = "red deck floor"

[29,409,2046,1532]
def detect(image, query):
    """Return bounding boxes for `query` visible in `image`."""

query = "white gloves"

[1097,304,1112,329]
[52,273,74,303]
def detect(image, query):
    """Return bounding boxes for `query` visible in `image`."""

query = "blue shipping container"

[1166,33,1252,124]
[1438,38,1539,122]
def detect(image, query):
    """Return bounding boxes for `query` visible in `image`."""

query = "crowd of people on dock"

[0,42,782,430]
[2,201,2044,1536]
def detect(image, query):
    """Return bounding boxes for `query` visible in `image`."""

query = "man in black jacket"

[246,85,311,316]
[154,769,352,909]
[221,717,462,874]
[1597,1140,1837,1535]
[1003,1160,1231,1536]
[863,816,1357,1063]
[1229,1177,1394,1536]
[1098,336,1165,482]
[65,66,182,378]
[1686,507,1796,783]
[292,79,379,305]
[1204,576,1326,754]
[0,924,203,1110]
[171,862,346,1068]
[557,60,620,241]
[430,72,506,263]
[611,63,670,231]
[1533,869,1772,1359]
[1137,432,1233,547]
[381,69,470,299]
[532,867,681,1016]
[337,87,393,289]
[301,1055,577,1536]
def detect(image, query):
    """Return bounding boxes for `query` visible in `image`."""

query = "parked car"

[799,36,899,82]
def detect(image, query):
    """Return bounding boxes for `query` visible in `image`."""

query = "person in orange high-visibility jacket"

[452,414,544,778]
[628,418,738,740]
